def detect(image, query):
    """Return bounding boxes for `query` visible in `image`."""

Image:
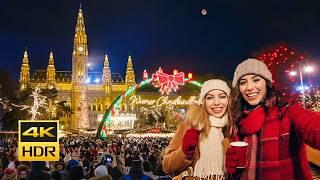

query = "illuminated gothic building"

[19,7,136,130]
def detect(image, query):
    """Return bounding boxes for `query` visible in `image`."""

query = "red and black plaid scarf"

[239,107,266,180]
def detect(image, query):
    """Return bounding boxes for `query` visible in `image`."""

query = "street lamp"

[289,60,314,108]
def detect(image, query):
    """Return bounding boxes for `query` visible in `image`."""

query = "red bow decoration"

[152,70,185,95]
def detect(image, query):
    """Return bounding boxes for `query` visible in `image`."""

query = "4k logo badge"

[18,120,59,161]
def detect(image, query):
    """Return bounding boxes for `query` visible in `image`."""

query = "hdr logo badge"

[18,120,59,161]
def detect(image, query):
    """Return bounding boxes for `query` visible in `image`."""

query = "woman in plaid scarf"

[226,58,320,180]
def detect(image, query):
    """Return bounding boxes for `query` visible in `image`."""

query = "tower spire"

[125,54,136,86]
[23,49,28,64]
[72,5,88,83]
[103,54,112,86]
[47,50,56,88]
[73,4,88,56]
[19,49,30,90]
[104,54,110,67]
[48,50,54,65]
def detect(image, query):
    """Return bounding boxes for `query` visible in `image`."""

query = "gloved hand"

[225,147,239,174]
[182,128,200,159]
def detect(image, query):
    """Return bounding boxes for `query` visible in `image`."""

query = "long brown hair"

[227,77,285,137]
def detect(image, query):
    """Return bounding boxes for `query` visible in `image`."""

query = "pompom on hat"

[199,79,230,101]
[232,58,272,88]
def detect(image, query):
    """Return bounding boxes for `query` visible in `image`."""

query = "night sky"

[1,0,320,82]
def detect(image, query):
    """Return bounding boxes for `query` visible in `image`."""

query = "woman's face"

[239,74,267,106]
[205,89,228,118]
[19,170,28,179]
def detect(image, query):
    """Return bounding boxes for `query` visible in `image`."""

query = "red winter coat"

[237,103,320,180]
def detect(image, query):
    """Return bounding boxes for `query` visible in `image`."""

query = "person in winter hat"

[163,79,231,179]
[89,165,112,180]
[226,58,320,180]
[66,159,80,171]
[16,164,30,180]
[94,165,108,177]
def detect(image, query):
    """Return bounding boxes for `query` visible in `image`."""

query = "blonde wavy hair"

[184,99,211,138]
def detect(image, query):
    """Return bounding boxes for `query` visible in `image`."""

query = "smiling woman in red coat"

[162,79,231,179]
[226,58,320,180]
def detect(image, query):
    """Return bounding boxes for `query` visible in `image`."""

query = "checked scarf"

[238,106,266,180]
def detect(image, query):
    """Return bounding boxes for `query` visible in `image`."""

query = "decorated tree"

[304,87,320,112]
[77,91,89,129]
[14,87,47,120]
[253,44,307,98]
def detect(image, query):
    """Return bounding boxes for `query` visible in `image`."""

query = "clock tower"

[72,5,88,84]
[71,5,89,129]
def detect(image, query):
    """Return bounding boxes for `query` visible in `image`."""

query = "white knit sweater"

[193,115,227,179]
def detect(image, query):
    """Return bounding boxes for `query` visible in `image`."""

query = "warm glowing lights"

[97,74,203,138]
[289,71,297,76]
[110,112,137,130]
[304,65,314,73]
[129,95,199,107]
[143,69,148,80]
[13,87,47,120]
[77,91,89,129]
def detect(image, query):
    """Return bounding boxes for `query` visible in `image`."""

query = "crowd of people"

[0,135,172,180]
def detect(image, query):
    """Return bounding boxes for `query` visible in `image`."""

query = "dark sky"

[1,0,320,82]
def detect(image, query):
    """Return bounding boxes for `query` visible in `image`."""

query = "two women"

[163,58,320,179]
[162,79,231,179]
[226,58,320,180]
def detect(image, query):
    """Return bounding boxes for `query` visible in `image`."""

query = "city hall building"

[18,7,136,130]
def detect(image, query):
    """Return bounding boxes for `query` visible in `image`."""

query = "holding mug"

[230,141,248,168]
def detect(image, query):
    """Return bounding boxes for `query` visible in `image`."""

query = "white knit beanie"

[232,58,272,87]
[94,165,108,177]
[199,79,230,101]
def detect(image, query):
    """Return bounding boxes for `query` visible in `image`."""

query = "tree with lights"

[77,91,89,129]
[14,87,47,120]
[253,44,307,98]
[304,88,320,112]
